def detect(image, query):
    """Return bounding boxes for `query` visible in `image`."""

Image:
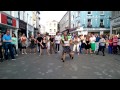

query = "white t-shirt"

[55,35,61,44]
[90,36,96,43]
[99,38,105,46]
[64,41,70,46]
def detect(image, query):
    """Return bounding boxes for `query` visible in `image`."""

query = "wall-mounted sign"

[0,13,16,27]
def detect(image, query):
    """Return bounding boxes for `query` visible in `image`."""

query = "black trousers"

[113,46,117,54]
[0,46,3,62]
[38,45,41,53]
[97,46,105,55]
[117,45,120,52]
[55,44,60,52]
[12,44,18,55]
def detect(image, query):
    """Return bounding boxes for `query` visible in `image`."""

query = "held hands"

[8,40,12,42]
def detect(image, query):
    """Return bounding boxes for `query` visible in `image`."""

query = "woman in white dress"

[73,35,80,55]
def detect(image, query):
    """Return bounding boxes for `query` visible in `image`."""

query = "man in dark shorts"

[37,33,43,56]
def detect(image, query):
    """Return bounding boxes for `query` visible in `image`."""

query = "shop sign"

[0,13,16,27]
[100,31,104,35]
[49,32,56,35]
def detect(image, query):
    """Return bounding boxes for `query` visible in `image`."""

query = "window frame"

[54,29,56,32]
[100,11,104,15]
[100,19,104,28]
[87,11,92,15]
[87,18,92,28]
[50,29,52,32]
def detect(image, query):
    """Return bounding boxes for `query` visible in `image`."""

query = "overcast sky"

[40,11,67,26]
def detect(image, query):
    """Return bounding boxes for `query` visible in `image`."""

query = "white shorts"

[47,42,50,50]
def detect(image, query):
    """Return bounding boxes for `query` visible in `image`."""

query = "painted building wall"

[71,11,111,29]
[46,20,58,35]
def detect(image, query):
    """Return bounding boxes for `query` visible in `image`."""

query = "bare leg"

[47,49,50,55]
[63,53,66,61]
[24,49,27,54]
[86,49,88,54]
[70,51,74,59]
[30,49,32,53]
[90,48,92,54]
[34,48,36,54]
[22,49,24,54]
[40,47,42,55]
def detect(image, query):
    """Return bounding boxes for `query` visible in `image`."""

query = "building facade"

[110,11,120,35]
[70,11,111,35]
[59,11,71,33]
[0,11,19,49]
[35,11,40,36]
[40,24,46,34]
[46,20,58,35]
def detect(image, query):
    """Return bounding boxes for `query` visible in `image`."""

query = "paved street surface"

[0,50,120,79]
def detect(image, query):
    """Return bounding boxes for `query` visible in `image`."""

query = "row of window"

[49,23,57,27]
[88,11,104,15]
[49,29,57,32]
[72,11,105,20]
[72,19,105,28]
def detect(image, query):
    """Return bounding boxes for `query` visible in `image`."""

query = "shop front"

[18,20,27,37]
[27,24,34,38]
[0,12,17,35]
[110,16,120,35]
[84,28,110,35]
[0,12,19,49]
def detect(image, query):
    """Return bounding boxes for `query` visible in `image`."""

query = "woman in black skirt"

[29,35,36,54]
[41,36,50,55]
[85,36,91,55]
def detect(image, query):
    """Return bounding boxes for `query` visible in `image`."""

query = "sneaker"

[16,54,18,56]
[12,59,16,60]
[22,53,24,54]
[58,51,60,53]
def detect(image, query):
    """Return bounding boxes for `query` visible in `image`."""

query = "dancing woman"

[61,35,74,62]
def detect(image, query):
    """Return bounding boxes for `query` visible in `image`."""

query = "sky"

[40,11,67,26]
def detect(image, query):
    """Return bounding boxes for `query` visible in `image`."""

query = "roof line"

[59,11,69,23]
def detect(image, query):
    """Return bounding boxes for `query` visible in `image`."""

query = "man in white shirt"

[96,35,106,56]
[55,32,61,53]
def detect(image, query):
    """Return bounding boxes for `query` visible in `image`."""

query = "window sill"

[87,14,92,16]
[100,14,105,16]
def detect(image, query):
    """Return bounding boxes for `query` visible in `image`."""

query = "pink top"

[113,37,118,46]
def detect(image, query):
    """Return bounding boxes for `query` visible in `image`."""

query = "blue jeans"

[108,45,112,54]
[79,45,82,54]
[4,44,15,60]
